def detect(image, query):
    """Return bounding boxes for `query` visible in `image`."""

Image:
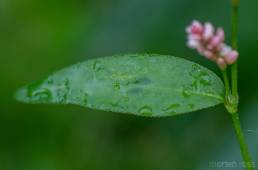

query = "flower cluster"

[186,20,238,70]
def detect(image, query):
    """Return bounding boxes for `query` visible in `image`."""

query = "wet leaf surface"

[15,54,224,117]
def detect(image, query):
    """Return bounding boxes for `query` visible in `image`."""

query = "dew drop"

[93,61,104,71]
[112,82,120,90]
[182,87,191,98]
[190,64,211,87]
[191,64,201,72]
[138,105,153,116]
[27,80,52,101]
[31,88,52,102]
[27,80,44,97]
[110,102,125,110]
[163,104,180,111]
[190,81,198,91]
[163,104,180,115]
[189,104,195,109]
[200,74,211,86]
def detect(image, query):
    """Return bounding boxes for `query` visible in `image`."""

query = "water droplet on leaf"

[27,80,52,102]
[188,104,195,109]
[163,104,180,110]
[112,82,120,90]
[190,64,211,88]
[30,88,52,102]
[182,87,191,98]
[200,75,211,86]
[163,104,180,114]
[138,105,153,116]
[93,61,104,71]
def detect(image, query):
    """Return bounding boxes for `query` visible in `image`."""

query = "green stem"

[231,113,254,170]
[228,0,254,169]
[231,0,239,98]
[222,69,230,96]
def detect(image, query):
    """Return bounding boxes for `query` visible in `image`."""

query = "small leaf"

[15,54,224,117]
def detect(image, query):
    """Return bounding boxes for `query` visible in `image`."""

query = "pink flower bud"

[220,44,232,56]
[203,22,214,40]
[216,58,227,70]
[187,39,200,49]
[186,20,203,35]
[216,28,225,42]
[203,50,215,60]
[207,36,221,49]
[224,50,239,64]
[191,20,203,34]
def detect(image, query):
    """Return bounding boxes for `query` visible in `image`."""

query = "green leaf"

[15,54,224,117]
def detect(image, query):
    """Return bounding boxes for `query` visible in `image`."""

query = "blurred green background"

[0,0,258,169]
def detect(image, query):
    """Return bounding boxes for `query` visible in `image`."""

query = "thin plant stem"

[231,0,239,97]
[231,113,254,170]
[228,0,254,169]
[222,69,230,96]
[231,64,238,97]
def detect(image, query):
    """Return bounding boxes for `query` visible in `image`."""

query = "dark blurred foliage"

[0,0,258,170]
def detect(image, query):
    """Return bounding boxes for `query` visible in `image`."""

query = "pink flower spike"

[216,28,225,42]
[225,50,239,64]
[185,20,239,70]
[216,58,227,70]
[203,22,214,40]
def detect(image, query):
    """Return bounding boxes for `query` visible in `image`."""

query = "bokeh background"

[0,0,258,169]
